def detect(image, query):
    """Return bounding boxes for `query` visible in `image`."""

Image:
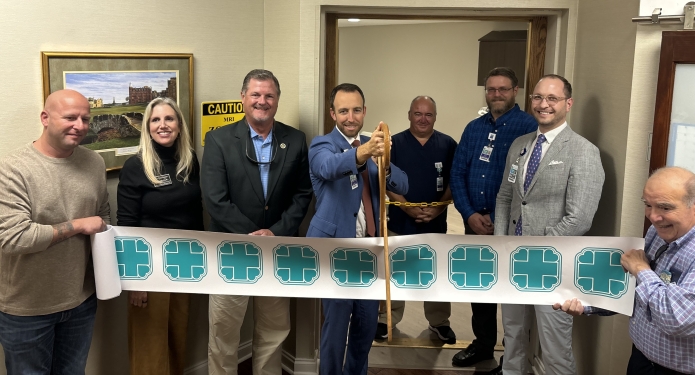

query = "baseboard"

[184,360,208,375]
[183,339,253,375]
[282,349,319,375]
[238,339,253,362]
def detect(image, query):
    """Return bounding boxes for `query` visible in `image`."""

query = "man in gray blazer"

[493,74,604,375]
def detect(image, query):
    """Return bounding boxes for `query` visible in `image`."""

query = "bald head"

[408,96,437,139]
[648,167,695,206]
[44,89,89,112]
[643,166,695,242]
[37,89,91,158]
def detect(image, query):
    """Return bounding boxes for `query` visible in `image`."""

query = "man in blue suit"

[308,83,408,374]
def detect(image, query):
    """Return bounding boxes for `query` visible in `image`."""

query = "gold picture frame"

[41,52,194,171]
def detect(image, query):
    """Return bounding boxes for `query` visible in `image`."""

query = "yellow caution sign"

[200,100,245,146]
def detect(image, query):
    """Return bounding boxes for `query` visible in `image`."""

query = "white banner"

[91,226,644,315]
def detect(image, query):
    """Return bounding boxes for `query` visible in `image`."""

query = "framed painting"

[41,52,194,171]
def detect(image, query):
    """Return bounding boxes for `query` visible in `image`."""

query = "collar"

[485,104,521,125]
[335,125,358,146]
[537,122,567,144]
[249,124,273,143]
[669,222,695,249]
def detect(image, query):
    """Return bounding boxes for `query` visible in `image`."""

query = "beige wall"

[337,21,529,140]
[621,24,684,237]
[571,0,639,239]
[0,0,678,374]
[0,0,265,373]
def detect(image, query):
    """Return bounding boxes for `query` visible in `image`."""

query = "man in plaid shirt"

[450,67,537,369]
[555,166,695,374]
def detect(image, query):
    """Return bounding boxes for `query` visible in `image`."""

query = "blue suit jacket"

[307,127,408,238]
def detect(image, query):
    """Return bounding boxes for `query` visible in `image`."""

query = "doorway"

[322,13,548,373]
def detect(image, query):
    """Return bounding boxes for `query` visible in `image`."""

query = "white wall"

[337,21,529,140]
[0,0,266,373]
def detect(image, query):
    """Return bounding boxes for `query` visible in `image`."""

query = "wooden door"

[646,30,695,233]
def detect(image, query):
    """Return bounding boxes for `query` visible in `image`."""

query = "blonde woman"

[117,97,203,375]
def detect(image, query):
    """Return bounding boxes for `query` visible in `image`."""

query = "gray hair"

[650,166,695,207]
[686,173,695,207]
[241,69,281,96]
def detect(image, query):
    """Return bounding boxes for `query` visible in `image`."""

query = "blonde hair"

[139,97,195,184]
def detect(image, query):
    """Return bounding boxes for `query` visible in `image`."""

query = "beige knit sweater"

[0,143,110,316]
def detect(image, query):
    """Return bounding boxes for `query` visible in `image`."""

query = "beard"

[487,97,515,116]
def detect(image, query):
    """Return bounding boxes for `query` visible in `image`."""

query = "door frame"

[646,30,695,233]
[323,14,547,135]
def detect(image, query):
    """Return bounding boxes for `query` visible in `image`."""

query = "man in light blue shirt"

[202,69,312,375]
[555,166,695,375]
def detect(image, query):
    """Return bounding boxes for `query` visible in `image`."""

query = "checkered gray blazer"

[494,126,605,237]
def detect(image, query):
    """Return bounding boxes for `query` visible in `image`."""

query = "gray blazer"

[494,126,605,236]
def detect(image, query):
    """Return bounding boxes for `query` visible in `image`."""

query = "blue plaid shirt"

[585,225,695,373]
[450,105,537,222]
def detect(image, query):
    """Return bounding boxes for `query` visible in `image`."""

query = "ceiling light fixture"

[347,18,360,22]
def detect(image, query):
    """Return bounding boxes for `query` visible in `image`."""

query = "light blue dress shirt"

[249,126,273,199]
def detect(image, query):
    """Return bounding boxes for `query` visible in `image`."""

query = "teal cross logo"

[330,248,377,287]
[163,238,207,282]
[390,245,436,289]
[115,236,152,280]
[273,244,320,285]
[218,241,263,284]
[510,246,561,292]
[575,248,629,299]
[449,245,497,290]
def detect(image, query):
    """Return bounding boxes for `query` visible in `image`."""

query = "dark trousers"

[627,345,686,375]
[465,218,498,354]
[320,298,379,375]
[0,294,97,375]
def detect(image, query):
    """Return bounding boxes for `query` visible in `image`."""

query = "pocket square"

[548,160,564,165]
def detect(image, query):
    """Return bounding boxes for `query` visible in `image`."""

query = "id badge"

[436,177,444,192]
[479,146,493,162]
[507,164,519,183]
[350,175,359,190]
[154,174,172,187]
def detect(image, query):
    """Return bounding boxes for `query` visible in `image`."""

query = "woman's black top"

[117,142,204,231]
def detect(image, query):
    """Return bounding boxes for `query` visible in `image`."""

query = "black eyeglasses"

[245,132,278,165]
[485,87,514,95]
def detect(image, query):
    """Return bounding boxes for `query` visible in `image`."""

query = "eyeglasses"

[529,94,568,105]
[245,132,278,165]
[485,87,514,95]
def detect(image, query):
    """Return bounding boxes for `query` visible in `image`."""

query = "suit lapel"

[333,127,352,151]
[265,122,288,201]
[525,126,572,194]
[236,119,265,203]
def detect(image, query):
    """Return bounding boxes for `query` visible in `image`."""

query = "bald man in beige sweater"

[0,89,110,375]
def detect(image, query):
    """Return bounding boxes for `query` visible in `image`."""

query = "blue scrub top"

[388,129,457,235]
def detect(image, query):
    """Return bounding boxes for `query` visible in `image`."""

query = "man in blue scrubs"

[376,96,458,343]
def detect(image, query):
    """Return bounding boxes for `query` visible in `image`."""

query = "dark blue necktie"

[515,134,546,236]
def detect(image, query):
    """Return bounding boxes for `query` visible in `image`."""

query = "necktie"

[352,139,376,237]
[515,134,547,236]
[649,244,669,270]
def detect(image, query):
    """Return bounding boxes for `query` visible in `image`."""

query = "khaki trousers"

[208,295,290,375]
[378,230,451,328]
[128,292,190,375]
